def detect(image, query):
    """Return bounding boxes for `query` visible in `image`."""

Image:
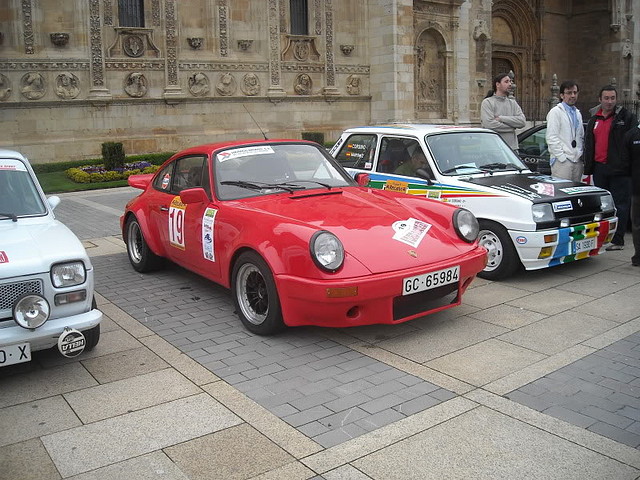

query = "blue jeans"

[592,163,631,246]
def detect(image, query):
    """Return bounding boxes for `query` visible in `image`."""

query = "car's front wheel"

[125,216,163,273]
[477,220,520,280]
[84,324,100,351]
[231,251,285,335]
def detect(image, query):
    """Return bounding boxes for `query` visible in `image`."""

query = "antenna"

[243,105,268,140]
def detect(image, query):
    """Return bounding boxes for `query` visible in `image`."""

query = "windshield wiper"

[0,212,18,222]
[220,180,299,193]
[277,180,333,190]
[441,166,484,174]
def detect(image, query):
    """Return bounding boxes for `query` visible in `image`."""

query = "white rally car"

[331,125,618,280]
[0,150,102,367]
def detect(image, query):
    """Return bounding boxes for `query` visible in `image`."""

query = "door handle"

[160,206,169,212]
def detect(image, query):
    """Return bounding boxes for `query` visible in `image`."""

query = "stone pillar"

[163,0,184,102]
[267,0,286,101]
[88,0,112,101]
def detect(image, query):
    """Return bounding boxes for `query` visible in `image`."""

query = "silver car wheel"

[478,229,503,272]
[235,263,268,326]
[127,220,144,264]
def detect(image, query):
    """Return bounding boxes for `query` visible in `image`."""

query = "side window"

[153,163,174,192]
[520,129,549,158]
[378,137,423,175]
[334,134,377,170]
[172,156,207,194]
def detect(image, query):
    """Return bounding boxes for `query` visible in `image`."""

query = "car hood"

[234,187,472,274]
[0,219,90,278]
[463,173,607,203]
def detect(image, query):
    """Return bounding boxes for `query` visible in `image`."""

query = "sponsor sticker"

[169,196,186,249]
[202,207,217,262]
[515,236,527,245]
[530,183,555,196]
[552,200,573,212]
[392,218,431,248]
[217,145,274,162]
[560,186,602,194]
[384,180,409,193]
[527,175,567,184]
[427,190,441,199]
[161,173,171,189]
[0,160,26,171]
[0,251,8,263]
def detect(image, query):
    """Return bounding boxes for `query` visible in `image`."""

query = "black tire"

[84,324,100,351]
[231,251,285,335]
[125,216,163,273]
[477,220,520,280]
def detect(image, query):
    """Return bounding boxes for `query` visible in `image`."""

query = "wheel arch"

[122,210,166,258]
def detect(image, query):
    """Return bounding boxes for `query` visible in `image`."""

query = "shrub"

[302,131,325,145]
[102,142,125,171]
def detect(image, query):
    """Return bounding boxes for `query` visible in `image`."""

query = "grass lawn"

[37,171,129,194]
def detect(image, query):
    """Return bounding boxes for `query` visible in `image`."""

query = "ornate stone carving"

[218,1,229,57]
[188,38,204,49]
[178,63,268,72]
[188,72,210,97]
[267,0,284,98]
[152,0,161,26]
[108,28,160,58]
[549,73,560,107]
[55,72,80,99]
[50,32,70,47]
[622,39,632,58]
[323,1,338,95]
[124,72,148,97]
[22,0,34,54]
[106,61,164,69]
[0,74,12,101]
[473,20,490,41]
[89,0,107,90]
[314,0,322,35]
[103,0,113,26]
[340,45,354,56]
[346,75,361,95]
[294,73,312,95]
[282,36,321,62]
[215,73,237,96]
[164,0,179,88]
[241,73,260,96]
[20,72,46,100]
[237,40,253,51]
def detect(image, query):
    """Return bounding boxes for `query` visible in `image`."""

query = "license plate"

[0,343,31,367]
[402,266,460,296]
[574,237,596,253]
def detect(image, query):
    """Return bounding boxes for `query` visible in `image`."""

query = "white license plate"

[574,237,596,253]
[0,342,31,367]
[402,266,460,296]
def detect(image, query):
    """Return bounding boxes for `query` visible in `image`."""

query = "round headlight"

[453,208,479,243]
[13,294,50,329]
[310,230,344,272]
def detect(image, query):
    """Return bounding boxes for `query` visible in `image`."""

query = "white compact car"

[331,125,618,280]
[0,149,102,367]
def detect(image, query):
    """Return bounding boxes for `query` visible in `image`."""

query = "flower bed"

[66,161,160,183]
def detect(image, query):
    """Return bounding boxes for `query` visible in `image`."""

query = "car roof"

[0,149,28,162]
[341,124,492,136]
[172,139,320,158]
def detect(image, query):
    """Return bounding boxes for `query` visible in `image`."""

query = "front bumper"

[509,218,617,271]
[275,247,487,328]
[0,309,102,353]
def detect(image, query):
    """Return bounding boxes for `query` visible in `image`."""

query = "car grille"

[392,282,459,321]
[0,280,44,320]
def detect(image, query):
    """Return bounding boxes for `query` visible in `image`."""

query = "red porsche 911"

[121,140,487,335]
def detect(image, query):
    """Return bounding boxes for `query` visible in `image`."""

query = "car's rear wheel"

[477,220,520,280]
[84,324,100,351]
[231,251,284,335]
[125,216,163,273]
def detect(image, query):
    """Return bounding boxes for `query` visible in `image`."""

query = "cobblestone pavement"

[2,186,640,479]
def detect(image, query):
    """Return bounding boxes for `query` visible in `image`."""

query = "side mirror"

[415,168,433,185]
[180,187,209,204]
[354,173,370,187]
[47,195,61,210]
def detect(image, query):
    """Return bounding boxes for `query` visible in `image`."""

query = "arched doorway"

[415,28,447,120]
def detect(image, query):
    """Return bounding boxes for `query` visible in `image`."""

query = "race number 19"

[169,196,186,250]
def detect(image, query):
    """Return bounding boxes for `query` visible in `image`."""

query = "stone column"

[267,0,286,101]
[163,0,184,102]
[322,0,339,97]
[88,0,112,101]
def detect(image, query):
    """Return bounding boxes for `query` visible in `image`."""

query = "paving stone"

[359,393,405,414]
[318,407,370,429]
[580,406,634,430]
[542,405,598,428]
[290,391,340,411]
[0,438,61,480]
[394,393,442,416]
[324,392,373,413]
[355,408,406,431]
[587,421,640,449]
[283,405,334,427]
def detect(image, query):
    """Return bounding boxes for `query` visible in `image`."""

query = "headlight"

[13,294,50,329]
[532,203,554,223]
[600,193,615,212]
[453,208,479,243]
[310,231,344,272]
[51,261,86,287]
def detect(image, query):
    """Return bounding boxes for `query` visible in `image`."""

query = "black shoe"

[605,244,624,251]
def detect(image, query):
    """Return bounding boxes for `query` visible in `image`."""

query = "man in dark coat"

[583,85,637,250]
[621,124,640,266]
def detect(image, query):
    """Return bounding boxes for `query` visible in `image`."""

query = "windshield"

[215,143,356,200]
[0,160,47,219]
[425,132,527,175]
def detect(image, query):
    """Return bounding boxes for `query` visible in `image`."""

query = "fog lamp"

[538,247,553,259]
[13,294,50,329]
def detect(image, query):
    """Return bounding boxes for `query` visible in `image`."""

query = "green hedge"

[32,152,175,174]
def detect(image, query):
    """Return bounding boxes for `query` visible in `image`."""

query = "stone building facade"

[0,0,637,163]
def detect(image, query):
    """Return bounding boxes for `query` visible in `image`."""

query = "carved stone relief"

[346,75,361,95]
[283,36,321,62]
[124,72,148,97]
[103,0,113,26]
[188,73,210,97]
[55,72,80,99]
[216,73,237,96]
[415,32,445,117]
[89,0,107,89]
[0,74,12,101]
[294,74,312,95]
[21,72,46,100]
[241,73,260,96]
[108,29,161,58]
[22,0,35,54]
[218,1,229,57]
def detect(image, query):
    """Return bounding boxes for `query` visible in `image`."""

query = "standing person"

[584,85,637,250]
[481,73,526,151]
[621,123,640,265]
[546,80,584,182]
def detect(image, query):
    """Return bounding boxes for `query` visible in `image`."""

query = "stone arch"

[491,0,541,105]
[414,26,449,120]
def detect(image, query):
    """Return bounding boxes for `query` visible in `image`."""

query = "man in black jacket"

[622,124,640,266]
[584,85,638,250]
